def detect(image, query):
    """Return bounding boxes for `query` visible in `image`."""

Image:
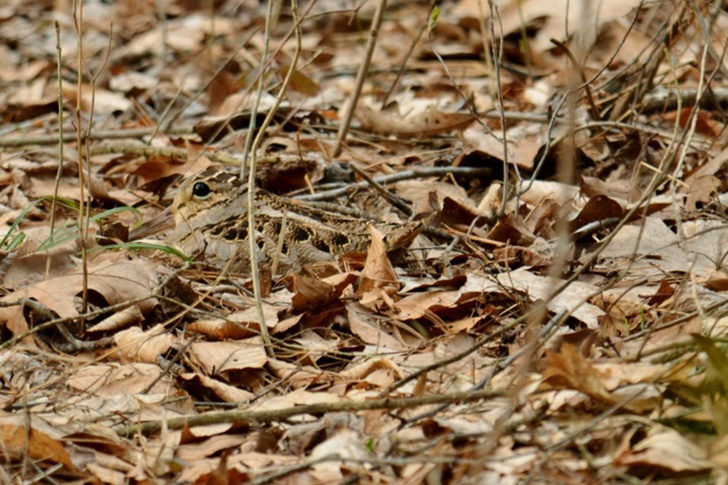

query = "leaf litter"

[1,0,728,483]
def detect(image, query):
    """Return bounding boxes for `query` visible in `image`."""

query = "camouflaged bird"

[170,167,422,273]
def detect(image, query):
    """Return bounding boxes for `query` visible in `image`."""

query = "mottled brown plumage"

[170,167,421,272]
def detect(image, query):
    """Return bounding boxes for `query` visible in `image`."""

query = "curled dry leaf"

[437,196,489,229]
[615,427,713,473]
[180,451,250,484]
[542,342,614,404]
[395,180,473,216]
[518,180,580,208]
[568,194,624,236]
[309,428,372,476]
[580,175,641,202]
[178,373,255,403]
[358,226,399,298]
[339,353,405,388]
[281,412,363,456]
[87,306,145,334]
[187,303,281,340]
[356,105,474,137]
[176,434,249,462]
[293,330,340,367]
[290,271,338,312]
[395,290,462,321]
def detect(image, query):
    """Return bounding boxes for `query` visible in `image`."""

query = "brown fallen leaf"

[347,301,408,351]
[65,362,174,397]
[187,303,282,340]
[289,271,338,312]
[0,416,78,472]
[62,83,132,114]
[568,194,624,236]
[192,450,249,485]
[463,268,605,328]
[0,256,158,338]
[178,373,255,404]
[395,290,461,321]
[542,342,614,404]
[358,226,399,298]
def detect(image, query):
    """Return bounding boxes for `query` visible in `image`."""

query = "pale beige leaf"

[357,104,473,137]
[347,302,407,351]
[178,373,255,403]
[188,338,268,376]
[65,363,174,404]
[112,324,176,363]
[176,434,248,462]
[616,428,712,472]
[463,269,604,328]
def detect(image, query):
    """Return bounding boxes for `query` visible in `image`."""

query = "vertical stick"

[73,0,89,318]
[247,0,303,356]
[332,0,388,157]
[49,23,65,281]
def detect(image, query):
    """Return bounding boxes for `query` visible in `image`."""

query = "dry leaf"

[542,343,614,403]
[356,104,474,137]
[359,226,399,297]
[112,324,176,363]
[0,416,77,472]
[188,338,268,377]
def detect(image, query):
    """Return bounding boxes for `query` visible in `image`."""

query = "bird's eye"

[192,182,211,199]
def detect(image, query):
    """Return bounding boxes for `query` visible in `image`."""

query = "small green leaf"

[428,6,440,32]
[0,198,45,249]
[87,241,190,261]
[365,437,375,452]
[693,334,728,394]
[90,206,143,227]
[6,232,25,251]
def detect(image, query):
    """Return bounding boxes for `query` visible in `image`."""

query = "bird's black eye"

[192,182,211,199]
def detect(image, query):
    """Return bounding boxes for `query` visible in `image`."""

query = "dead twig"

[244,0,304,356]
[115,387,504,437]
[549,38,601,121]
[380,0,437,108]
[48,23,65,283]
[347,162,413,217]
[297,166,494,201]
[332,0,387,157]
[0,128,191,147]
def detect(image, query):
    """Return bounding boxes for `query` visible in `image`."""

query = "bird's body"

[170,167,421,272]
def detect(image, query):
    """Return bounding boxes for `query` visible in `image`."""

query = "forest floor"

[1,0,728,483]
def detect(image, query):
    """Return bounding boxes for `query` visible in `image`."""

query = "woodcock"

[170,167,422,272]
